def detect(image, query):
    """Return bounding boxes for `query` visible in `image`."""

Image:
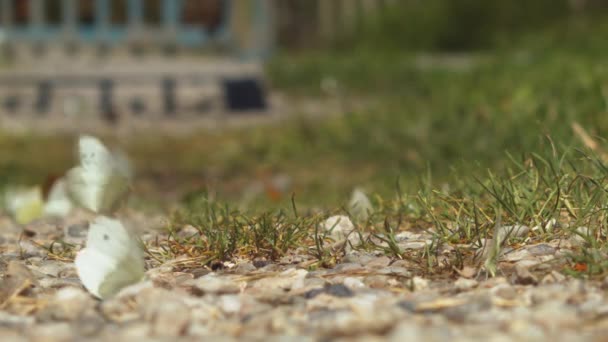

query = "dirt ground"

[0,209,606,342]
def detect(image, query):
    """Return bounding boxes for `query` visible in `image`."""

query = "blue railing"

[0,0,235,47]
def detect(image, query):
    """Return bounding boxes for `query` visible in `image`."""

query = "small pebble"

[454,277,478,291]
[513,264,538,286]
[412,277,429,291]
[343,277,366,290]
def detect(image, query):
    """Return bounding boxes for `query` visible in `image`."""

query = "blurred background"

[1,0,608,211]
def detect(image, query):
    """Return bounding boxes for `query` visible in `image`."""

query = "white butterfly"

[42,178,73,218]
[348,188,373,221]
[75,216,145,299]
[2,186,44,224]
[66,135,132,214]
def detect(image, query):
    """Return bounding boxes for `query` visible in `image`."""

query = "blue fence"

[0,0,272,56]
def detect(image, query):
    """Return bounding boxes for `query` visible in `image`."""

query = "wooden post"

[35,80,52,115]
[162,77,176,116]
[99,79,117,123]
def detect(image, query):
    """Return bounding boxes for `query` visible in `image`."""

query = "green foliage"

[349,0,582,51]
[163,192,325,263]
[268,47,608,196]
[155,144,608,278]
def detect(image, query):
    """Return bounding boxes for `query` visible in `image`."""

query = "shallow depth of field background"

[2,0,608,212]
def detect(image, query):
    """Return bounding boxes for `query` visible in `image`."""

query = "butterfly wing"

[66,136,132,214]
[4,187,44,224]
[66,166,107,213]
[43,178,73,217]
[75,217,145,299]
[74,247,117,299]
[97,251,146,299]
[78,135,113,171]
[99,171,132,214]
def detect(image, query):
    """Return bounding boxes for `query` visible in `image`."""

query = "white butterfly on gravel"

[75,216,145,299]
[66,135,133,214]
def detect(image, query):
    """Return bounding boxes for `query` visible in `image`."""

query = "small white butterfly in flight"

[42,177,73,218]
[66,135,132,214]
[348,188,373,221]
[2,186,44,224]
[75,216,145,299]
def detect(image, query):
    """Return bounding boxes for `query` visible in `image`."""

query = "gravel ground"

[0,211,606,342]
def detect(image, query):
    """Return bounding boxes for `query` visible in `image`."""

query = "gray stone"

[411,277,429,291]
[497,225,530,243]
[234,262,256,273]
[526,244,556,256]
[454,277,478,291]
[66,222,88,238]
[541,271,566,284]
[377,266,411,278]
[304,284,353,299]
[37,287,97,322]
[512,264,538,285]
[139,288,191,337]
[251,269,308,292]
[188,273,241,295]
[440,295,493,323]
[343,277,366,290]
[27,322,74,342]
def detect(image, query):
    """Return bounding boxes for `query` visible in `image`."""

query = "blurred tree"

[275,0,608,51]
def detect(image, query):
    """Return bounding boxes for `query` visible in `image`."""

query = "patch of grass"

[144,142,608,279]
[151,192,326,265]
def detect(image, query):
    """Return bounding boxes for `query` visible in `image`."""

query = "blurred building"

[0,0,396,126]
[0,0,272,126]
[0,0,272,56]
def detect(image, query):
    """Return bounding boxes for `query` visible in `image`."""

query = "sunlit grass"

[3,37,608,277]
[139,144,608,279]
